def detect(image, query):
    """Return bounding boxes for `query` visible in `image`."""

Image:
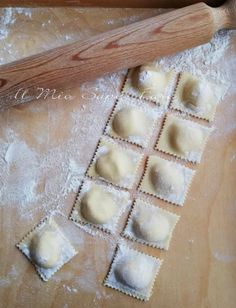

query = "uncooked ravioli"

[150,161,184,196]
[133,211,170,242]
[30,231,61,269]
[181,79,213,112]
[81,186,118,224]
[135,65,167,96]
[112,107,149,138]
[168,122,204,154]
[182,79,201,108]
[95,148,133,183]
[114,255,154,290]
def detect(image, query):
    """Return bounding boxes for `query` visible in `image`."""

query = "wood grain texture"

[0,3,224,111]
[0,7,235,308]
[0,0,224,8]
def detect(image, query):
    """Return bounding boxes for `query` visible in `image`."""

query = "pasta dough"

[81,186,118,224]
[95,148,133,183]
[139,155,194,206]
[156,114,211,163]
[122,199,180,250]
[30,231,61,269]
[122,65,176,106]
[135,65,168,97]
[171,72,218,121]
[112,107,149,138]
[169,123,204,155]
[87,138,143,189]
[70,180,131,234]
[104,244,162,301]
[16,218,77,281]
[180,80,204,111]
[168,122,204,155]
[150,159,184,195]
[133,211,170,242]
[105,95,159,148]
[115,255,154,290]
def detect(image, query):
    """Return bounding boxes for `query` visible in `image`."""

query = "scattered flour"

[63,285,78,293]
[0,8,32,40]
[213,251,236,263]
[61,159,85,197]
[0,8,15,40]
[0,266,18,287]
[156,30,235,84]
[3,140,39,206]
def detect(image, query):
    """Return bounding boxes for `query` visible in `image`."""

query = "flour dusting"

[157,30,234,84]
[1,139,39,207]
[213,251,236,263]
[0,266,18,287]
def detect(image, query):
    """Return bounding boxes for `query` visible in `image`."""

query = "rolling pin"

[0,0,235,111]
[0,0,224,8]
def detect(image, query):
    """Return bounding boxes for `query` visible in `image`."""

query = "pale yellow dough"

[136,65,168,97]
[168,122,204,155]
[95,148,133,183]
[70,180,131,234]
[133,211,170,242]
[172,72,217,121]
[104,244,162,300]
[106,96,158,148]
[112,107,149,138]
[140,156,184,198]
[87,139,142,188]
[81,186,118,224]
[139,156,194,205]
[123,64,176,105]
[30,231,61,269]
[122,199,180,249]
[150,159,184,195]
[115,254,154,290]
[156,114,209,162]
[17,218,77,281]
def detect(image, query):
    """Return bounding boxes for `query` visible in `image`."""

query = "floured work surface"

[0,7,236,308]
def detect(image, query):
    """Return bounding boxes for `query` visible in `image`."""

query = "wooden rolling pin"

[0,0,223,8]
[0,0,235,111]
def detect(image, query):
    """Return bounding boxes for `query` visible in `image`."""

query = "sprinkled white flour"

[0,7,235,306]
[156,30,235,84]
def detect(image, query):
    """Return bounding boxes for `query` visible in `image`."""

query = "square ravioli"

[122,199,180,250]
[156,114,212,163]
[122,64,177,107]
[87,137,143,189]
[105,95,162,148]
[16,217,77,281]
[104,244,163,301]
[70,179,131,234]
[171,72,220,121]
[139,155,195,206]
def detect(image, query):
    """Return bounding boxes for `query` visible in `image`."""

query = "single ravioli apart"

[16,217,77,281]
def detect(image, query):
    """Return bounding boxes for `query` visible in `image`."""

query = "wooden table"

[0,7,235,308]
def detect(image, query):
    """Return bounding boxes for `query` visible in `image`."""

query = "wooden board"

[0,0,224,8]
[0,7,236,308]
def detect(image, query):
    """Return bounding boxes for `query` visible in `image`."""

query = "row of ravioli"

[16,64,219,301]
